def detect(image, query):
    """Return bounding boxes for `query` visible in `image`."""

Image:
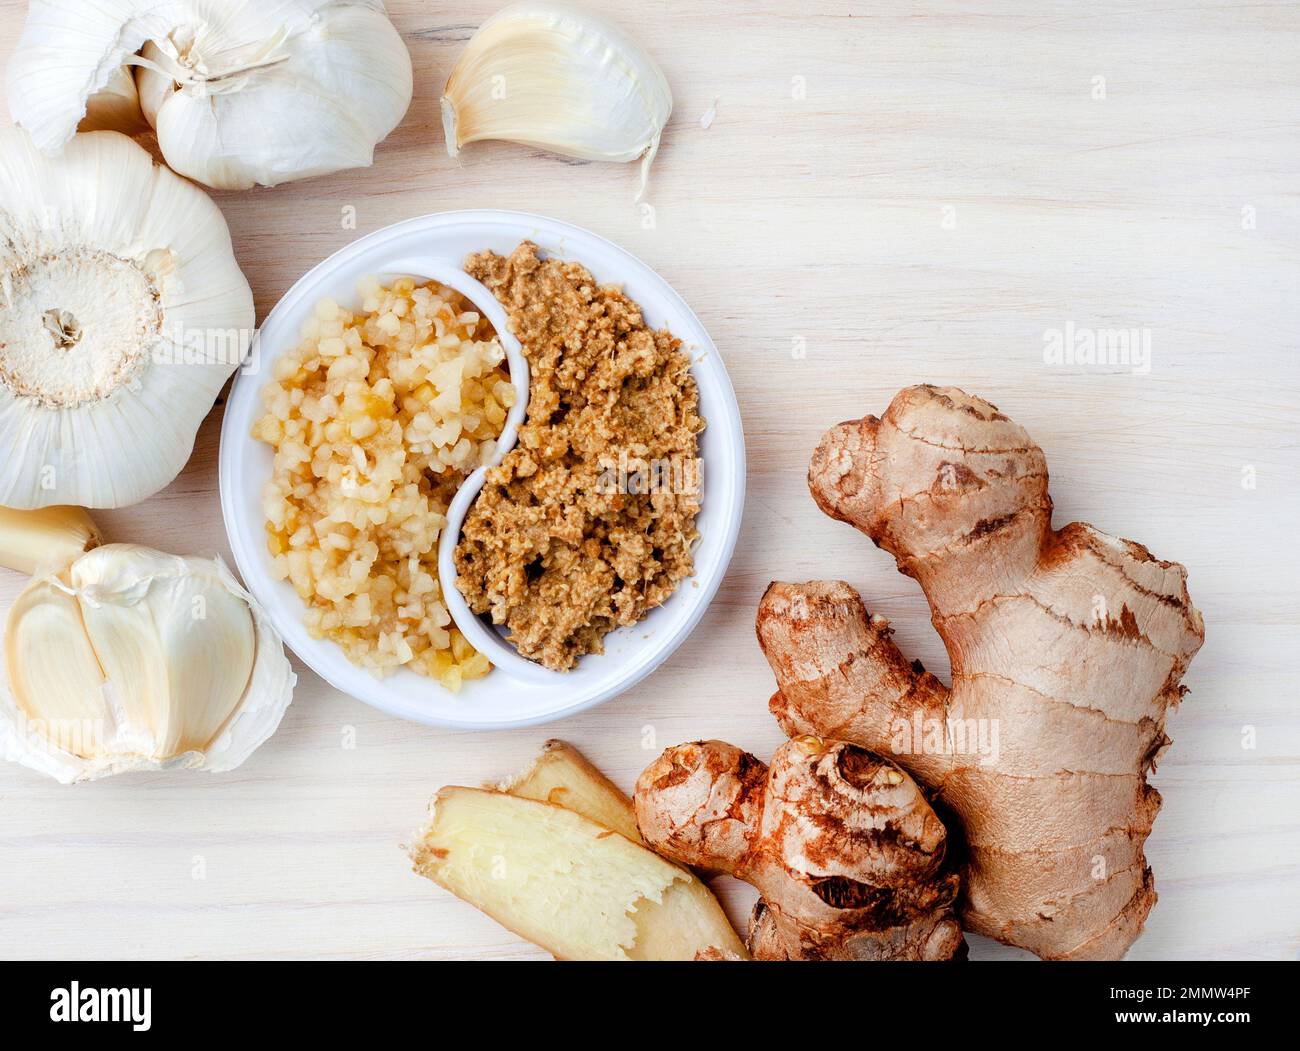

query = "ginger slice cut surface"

[409,786,745,961]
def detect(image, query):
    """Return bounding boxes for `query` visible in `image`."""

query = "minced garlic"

[252,277,515,690]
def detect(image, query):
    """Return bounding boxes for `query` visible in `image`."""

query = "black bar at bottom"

[0,960,1288,1037]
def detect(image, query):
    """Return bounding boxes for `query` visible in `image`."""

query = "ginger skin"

[634,737,966,960]
[761,385,1204,960]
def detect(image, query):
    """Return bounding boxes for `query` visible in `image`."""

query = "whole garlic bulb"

[0,541,295,783]
[0,128,253,509]
[7,0,414,190]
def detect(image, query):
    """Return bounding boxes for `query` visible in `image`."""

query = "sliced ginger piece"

[498,738,643,844]
[409,787,746,960]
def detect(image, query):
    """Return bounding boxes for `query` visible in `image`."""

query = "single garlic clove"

[4,577,108,759]
[138,567,255,756]
[442,3,672,197]
[72,564,173,758]
[0,505,101,576]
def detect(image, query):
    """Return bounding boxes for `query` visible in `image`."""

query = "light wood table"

[0,1,1296,960]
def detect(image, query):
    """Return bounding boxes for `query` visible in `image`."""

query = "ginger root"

[409,741,746,960]
[634,736,966,960]
[760,385,1204,960]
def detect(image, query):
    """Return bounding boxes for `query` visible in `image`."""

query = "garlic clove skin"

[442,3,672,194]
[0,544,295,783]
[135,40,170,131]
[8,0,414,191]
[0,128,254,509]
[4,0,154,152]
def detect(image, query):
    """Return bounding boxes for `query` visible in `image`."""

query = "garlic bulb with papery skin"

[0,129,253,509]
[442,3,672,198]
[0,542,295,783]
[7,0,413,190]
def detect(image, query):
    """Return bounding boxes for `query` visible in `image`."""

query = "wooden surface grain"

[1,0,1297,961]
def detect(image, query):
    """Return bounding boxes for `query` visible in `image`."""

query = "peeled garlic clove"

[0,128,253,509]
[0,544,295,783]
[151,577,256,756]
[70,547,257,758]
[0,505,101,576]
[7,0,414,191]
[442,3,672,196]
[4,578,108,758]
[71,559,174,756]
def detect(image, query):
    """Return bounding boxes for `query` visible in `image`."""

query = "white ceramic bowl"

[219,211,745,728]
